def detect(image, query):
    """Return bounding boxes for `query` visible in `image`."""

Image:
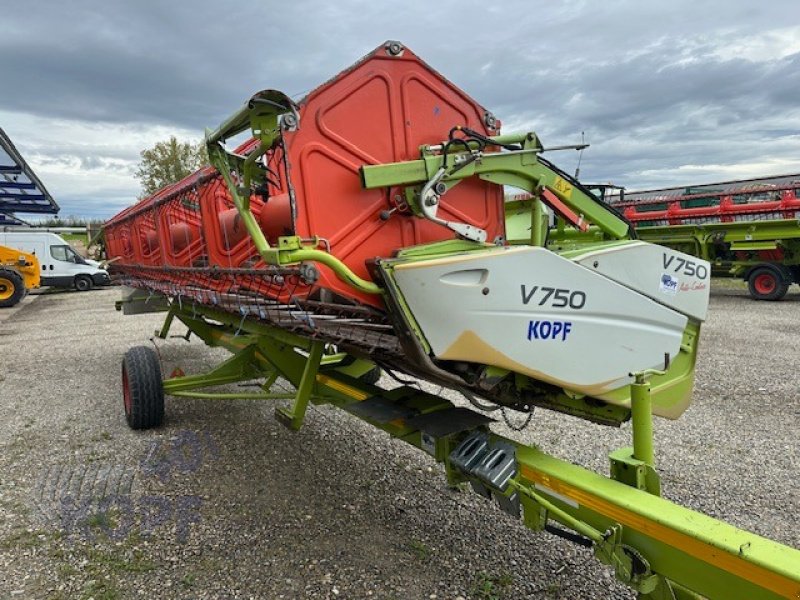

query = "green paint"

[630,371,658,466]
[138,84,800,599]
[632,218,800,282]
[208,93,632,300]
[153,299,800,599]
[274,340,324,430]
[362,137,631,240]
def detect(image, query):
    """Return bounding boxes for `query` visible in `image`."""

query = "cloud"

[2,0,799,218]
[1,110,200,219]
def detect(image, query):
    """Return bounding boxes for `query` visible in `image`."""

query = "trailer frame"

[117,296,800,600]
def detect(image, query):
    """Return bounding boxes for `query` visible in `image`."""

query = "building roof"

[0,127,59,218]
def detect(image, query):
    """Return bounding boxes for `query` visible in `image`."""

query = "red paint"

[753,272,776,295]
[615,186,800,224]
[540,188,589,231]
[105,43,505,309]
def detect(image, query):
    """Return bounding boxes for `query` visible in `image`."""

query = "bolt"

[281,114,298,129]
[386,41,404,56]
[482,287,490,295]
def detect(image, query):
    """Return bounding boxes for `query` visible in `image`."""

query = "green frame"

[150,300,800,600]
[122,92,800,599]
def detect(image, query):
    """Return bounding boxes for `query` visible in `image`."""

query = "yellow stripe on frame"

[316,374,370,401]
[520,465,799,599]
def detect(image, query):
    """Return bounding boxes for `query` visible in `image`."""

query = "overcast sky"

[2,0,799,219]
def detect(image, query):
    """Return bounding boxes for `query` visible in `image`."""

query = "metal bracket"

[418,166,487,242]
[609,447,661,496]
[473,442,517,492]
[449,433,520,517]
[595,525,661,595]
[274,341,324,430]
[449,431,490,473]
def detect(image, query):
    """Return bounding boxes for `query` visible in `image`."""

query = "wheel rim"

[0,277,13,301]
[122,364,132,416]
[754,273,776,295]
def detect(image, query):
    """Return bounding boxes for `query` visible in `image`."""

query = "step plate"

[405,407,492,437]
[343,396,419,424]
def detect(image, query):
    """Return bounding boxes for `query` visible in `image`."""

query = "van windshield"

[50,245,87,265]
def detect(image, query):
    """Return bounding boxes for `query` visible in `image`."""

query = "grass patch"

[0,528,50,549]
[53,532,160,599]
[407,539,431,561]
[471,571,514,600]
[85,509,119,531]
[545,582,562,599]
[81,578,119,600]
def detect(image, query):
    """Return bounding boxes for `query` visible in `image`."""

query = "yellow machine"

[0,244,40,308]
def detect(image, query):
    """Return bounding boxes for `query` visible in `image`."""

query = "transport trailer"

[604,177,800,300]
[106,42,800,599]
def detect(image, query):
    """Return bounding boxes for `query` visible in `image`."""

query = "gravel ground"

[0,284,797,599]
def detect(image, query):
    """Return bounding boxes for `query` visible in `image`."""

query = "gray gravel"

[0,284,798,599]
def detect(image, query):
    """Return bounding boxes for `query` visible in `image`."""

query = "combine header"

[605,177,800,300]
[106,42,800,599]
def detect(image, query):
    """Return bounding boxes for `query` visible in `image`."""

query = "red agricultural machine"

[604,177,800,300]
[106,42,800,599]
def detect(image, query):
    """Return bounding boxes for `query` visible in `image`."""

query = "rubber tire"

[747,267,789,301]
[0,269,25,308]
[359,366,382,385]
[122,346,165,429]
[74,275,93,292]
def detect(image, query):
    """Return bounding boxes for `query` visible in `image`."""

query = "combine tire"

[747,267,789,301]
[0,269,24,308]
[122,346,164,429]
[74,275,93,292]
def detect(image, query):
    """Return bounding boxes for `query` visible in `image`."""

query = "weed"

[408,539,431,561]
[86,510,117,531]
[80,578,119,600]
[471,571,514,600]
[57,563,78,578]
[0,528,49,549]
[545,582,562,599]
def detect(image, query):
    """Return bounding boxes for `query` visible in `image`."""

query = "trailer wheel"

[0,269,25,308]
[121,346,164,429]
[747,267,789,301]
[74,275,93,292]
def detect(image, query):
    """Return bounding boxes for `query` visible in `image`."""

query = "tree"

[134,136,208,199]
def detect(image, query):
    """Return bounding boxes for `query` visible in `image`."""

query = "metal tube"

[277,340,325,430]
[287,248,382,294]
[168,391,295,400]
[512,482,604,544]
[205,103,252,145]
[532,197,545,247]
[630,377,655,465]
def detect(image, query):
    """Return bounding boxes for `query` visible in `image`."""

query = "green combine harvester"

[105,42,800,599]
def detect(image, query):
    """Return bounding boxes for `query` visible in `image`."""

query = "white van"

[0,231,110,291]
